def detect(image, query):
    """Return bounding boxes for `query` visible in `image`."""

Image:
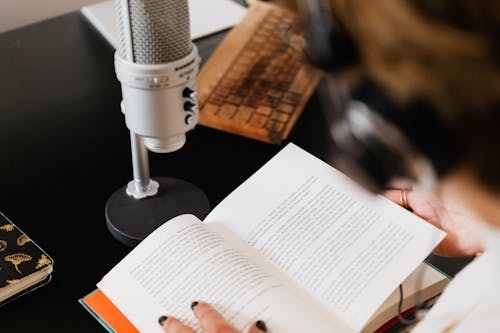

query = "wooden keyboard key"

[256,106,272,116]
[277,53,290,63]
[282,92,301,105]
[266,119,285,132]
[249,113,268,128]
[255,80,273,88]
[263,22,274,30]
[208,94,224,105]
[253,60,269,71]
[226,95,243,105]
[251,88,266,98]
[267,89,283,98]
[267,15,279,24]
[272,82,289,91]
[219,79,235,89]
[278,103,295,114]
[244,96,262,108]
[278,73,294,84]
[270,111,290,123]
[264,44,279,54]
[253,36,266,45]
[202,103,219,115]
[219,104,237,119]
[275,44,288,53]
[233,106,255,123]
[263,96,279,107]
[288,68,312,94]
[265,66,280,75]
[214,86,230,97]
[235,88,250,98]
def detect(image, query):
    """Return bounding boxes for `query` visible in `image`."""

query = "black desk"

[0,10,469,333]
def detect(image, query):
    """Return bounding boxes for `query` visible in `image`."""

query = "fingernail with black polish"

[158,315,168,326]
[191,301,199,310]
[256,320,267,332]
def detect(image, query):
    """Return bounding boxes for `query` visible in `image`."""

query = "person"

[159,0,500,332]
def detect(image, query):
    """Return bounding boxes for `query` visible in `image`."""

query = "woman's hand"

[383,185,484,257]
[159,301,267,333]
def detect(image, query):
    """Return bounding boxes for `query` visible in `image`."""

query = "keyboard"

[197,1,321,144]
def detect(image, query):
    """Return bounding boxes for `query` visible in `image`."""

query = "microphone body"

[114,0,200,153]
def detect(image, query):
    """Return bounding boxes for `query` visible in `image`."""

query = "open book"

[87,143,447,332]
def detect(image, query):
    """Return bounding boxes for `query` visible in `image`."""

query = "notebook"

[0,212,53,306]
[197,2,322,144]
[80,0,247,48]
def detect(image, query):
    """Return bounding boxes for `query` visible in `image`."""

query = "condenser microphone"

[114,0,200,153]
[105,0,209,247]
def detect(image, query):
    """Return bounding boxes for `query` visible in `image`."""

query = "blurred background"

[0,0,103,32]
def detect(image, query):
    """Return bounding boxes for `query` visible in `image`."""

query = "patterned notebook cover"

[0,212,53,305]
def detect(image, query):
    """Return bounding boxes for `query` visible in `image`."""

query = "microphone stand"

[105,132,210,247]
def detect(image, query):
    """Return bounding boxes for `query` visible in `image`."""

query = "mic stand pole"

[105,131,210,247]
[127,132,158,198]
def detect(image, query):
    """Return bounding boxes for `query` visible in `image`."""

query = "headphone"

[297,0,460,192]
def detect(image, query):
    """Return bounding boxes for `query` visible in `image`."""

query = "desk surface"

[0,8,470,332]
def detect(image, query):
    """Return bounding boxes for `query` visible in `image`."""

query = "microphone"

[114,0,200,153]
[105,0,209,247]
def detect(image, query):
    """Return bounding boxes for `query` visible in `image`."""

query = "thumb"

[248,320,267,333]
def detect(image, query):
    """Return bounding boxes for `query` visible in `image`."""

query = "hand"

[383,185,484,257]
[159,301,267,333]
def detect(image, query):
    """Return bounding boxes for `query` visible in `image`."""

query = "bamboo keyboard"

[197,2,321,144]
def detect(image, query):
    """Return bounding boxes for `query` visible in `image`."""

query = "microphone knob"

[185,114,196,126]
[184,101,198,112]
[182,87,197,99]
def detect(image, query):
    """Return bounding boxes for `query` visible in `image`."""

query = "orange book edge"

[79,289,139,333]
[79,289,439,333]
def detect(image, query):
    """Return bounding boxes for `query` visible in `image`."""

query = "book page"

[205,143,445,332]
[98,214,349,333]
[361,262,449,333]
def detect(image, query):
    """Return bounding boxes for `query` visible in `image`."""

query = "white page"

[205,143,445,332]
[98,214,351,333]
[81,0,247,49]
[361,262,449,332]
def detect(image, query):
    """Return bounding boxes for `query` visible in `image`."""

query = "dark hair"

[326,0,500,192]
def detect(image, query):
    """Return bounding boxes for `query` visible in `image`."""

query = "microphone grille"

[116,0,193,64]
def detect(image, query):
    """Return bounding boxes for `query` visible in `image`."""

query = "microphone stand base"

[105,177,210,247]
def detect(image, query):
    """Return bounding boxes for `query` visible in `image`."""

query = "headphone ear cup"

[322,80,441,192]
[301,0,358,72]
[327,110,409,192]
[302,5,335,69]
